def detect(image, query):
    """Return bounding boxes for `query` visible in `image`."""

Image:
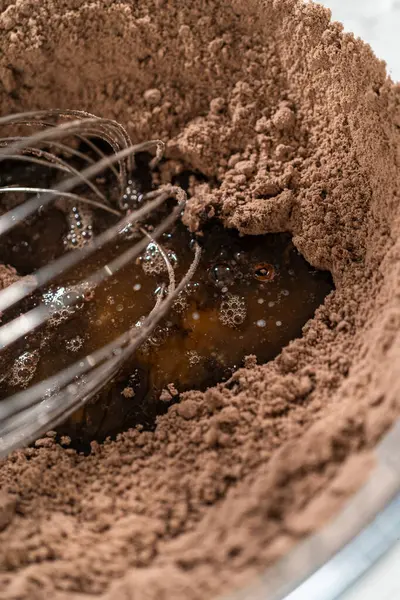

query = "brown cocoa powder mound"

[0,1,400,599]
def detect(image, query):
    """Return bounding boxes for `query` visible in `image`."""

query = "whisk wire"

[0,110,200,457]
[0,188,121,216]
[0,136,164,236]
[0,197,183,351]
[0,188,170,314]
[0,243,201,455]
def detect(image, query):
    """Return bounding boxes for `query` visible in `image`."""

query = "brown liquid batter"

[0,160,333,450]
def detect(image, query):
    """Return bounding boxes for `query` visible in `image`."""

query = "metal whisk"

[0,109,201,457]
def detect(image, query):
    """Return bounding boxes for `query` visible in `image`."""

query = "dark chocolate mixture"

[0,158,332,450]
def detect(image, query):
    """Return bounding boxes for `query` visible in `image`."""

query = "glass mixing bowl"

[230,5,400,597]
[231,422,400,600]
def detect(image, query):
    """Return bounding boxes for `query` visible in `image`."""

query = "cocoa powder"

[0,1,399,599]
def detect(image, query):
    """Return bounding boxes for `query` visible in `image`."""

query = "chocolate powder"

[0,1,400,599]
